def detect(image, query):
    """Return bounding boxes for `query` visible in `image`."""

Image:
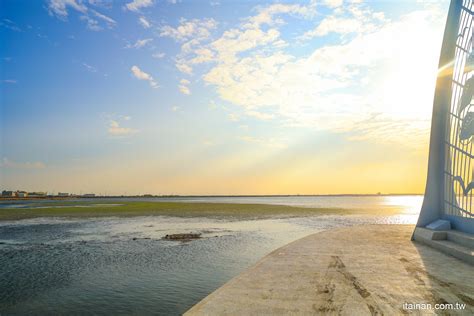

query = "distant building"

[82,194,95,198]
[28,192,47,197]
[58,192,70,197]
[16,191,28,198]
[1,190,17,197]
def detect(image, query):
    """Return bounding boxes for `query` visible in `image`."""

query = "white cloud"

[82,62,97,72]
[139,16,151,28]
[176,62,193,74]
[300,4,386,40]
[242,3,313,29]
[131,65,158,88]
[1,158,46,169]
[91,10,116,27]
[47,0,116,30]
[322,0,343,8]
[245,110,274,121]
[1,19,22,32]
[125,0,154,12]
[302,16,375,38]
[178,78,191,95]
[160,18,217,42]
[80,15,101,30]
[47,0,87,19]
[126,38,153,49]
[152,52,166,59]
[179,86,190,95]
[160,18,218,74]
[197,3,445,146]
[108,120,138,136]
[169,4,312,75]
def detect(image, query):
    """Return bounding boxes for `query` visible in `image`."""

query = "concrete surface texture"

[185,225,474,315]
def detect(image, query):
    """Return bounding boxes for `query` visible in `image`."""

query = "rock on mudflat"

[163,233,201,241]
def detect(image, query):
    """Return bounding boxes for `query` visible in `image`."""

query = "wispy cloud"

[1,18,22,32]
[152,52,165,59]
[82,62,97,72]
[245,111,274,121]
[131,65,158,88]
[47,0,116,30]
[91,9,116,28]
[125,0,154,12]
[1,158,46,169]
[126,38,153,49]
[322,0,343,8]
[1,79,17,84]
[300,5,385,40]
[178,79,190,95]
[228,113,239,122]
[108,119,138,136]
[138,16,151,28]
[238,136,287,149]
[47,0,87,19]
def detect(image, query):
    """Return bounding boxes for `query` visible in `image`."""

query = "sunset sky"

[1,0,449,195]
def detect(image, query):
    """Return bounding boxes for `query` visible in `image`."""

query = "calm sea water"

[0,195,422,315]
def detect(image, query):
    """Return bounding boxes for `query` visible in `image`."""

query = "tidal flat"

[0,200,407,221]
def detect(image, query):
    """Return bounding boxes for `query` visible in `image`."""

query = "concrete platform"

[185,225,474,315]
[413,227,474,265]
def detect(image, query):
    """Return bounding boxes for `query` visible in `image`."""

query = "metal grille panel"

[444,0,474,218]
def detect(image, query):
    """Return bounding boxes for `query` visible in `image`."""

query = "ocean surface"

[0,195,422,315]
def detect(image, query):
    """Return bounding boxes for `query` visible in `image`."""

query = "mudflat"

[0,200,396,221]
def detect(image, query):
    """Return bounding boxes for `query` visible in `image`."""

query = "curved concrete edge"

[185,224,474,315]
[185,226,350,314]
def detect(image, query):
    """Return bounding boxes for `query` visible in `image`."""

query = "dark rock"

[163,233,201,241]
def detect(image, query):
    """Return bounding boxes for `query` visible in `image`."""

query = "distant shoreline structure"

[0,193,423,201]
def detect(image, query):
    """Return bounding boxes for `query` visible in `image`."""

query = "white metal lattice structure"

[444,0,474,220]
[418,0,474,234]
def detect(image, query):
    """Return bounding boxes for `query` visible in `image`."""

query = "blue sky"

[0,0,449,195]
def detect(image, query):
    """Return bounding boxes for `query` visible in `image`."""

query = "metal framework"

[444,0,474,219]
[418,0,474,234]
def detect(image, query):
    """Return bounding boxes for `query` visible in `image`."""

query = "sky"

[0,0,450,195]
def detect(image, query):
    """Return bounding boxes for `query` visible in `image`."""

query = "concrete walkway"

[185,225,474,315]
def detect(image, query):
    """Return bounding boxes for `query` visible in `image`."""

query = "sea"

[0,195,422,315]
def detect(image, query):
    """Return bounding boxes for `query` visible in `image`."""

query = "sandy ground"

[186,225,474,315]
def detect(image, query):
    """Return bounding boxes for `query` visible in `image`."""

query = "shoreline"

[0,193,423,202]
